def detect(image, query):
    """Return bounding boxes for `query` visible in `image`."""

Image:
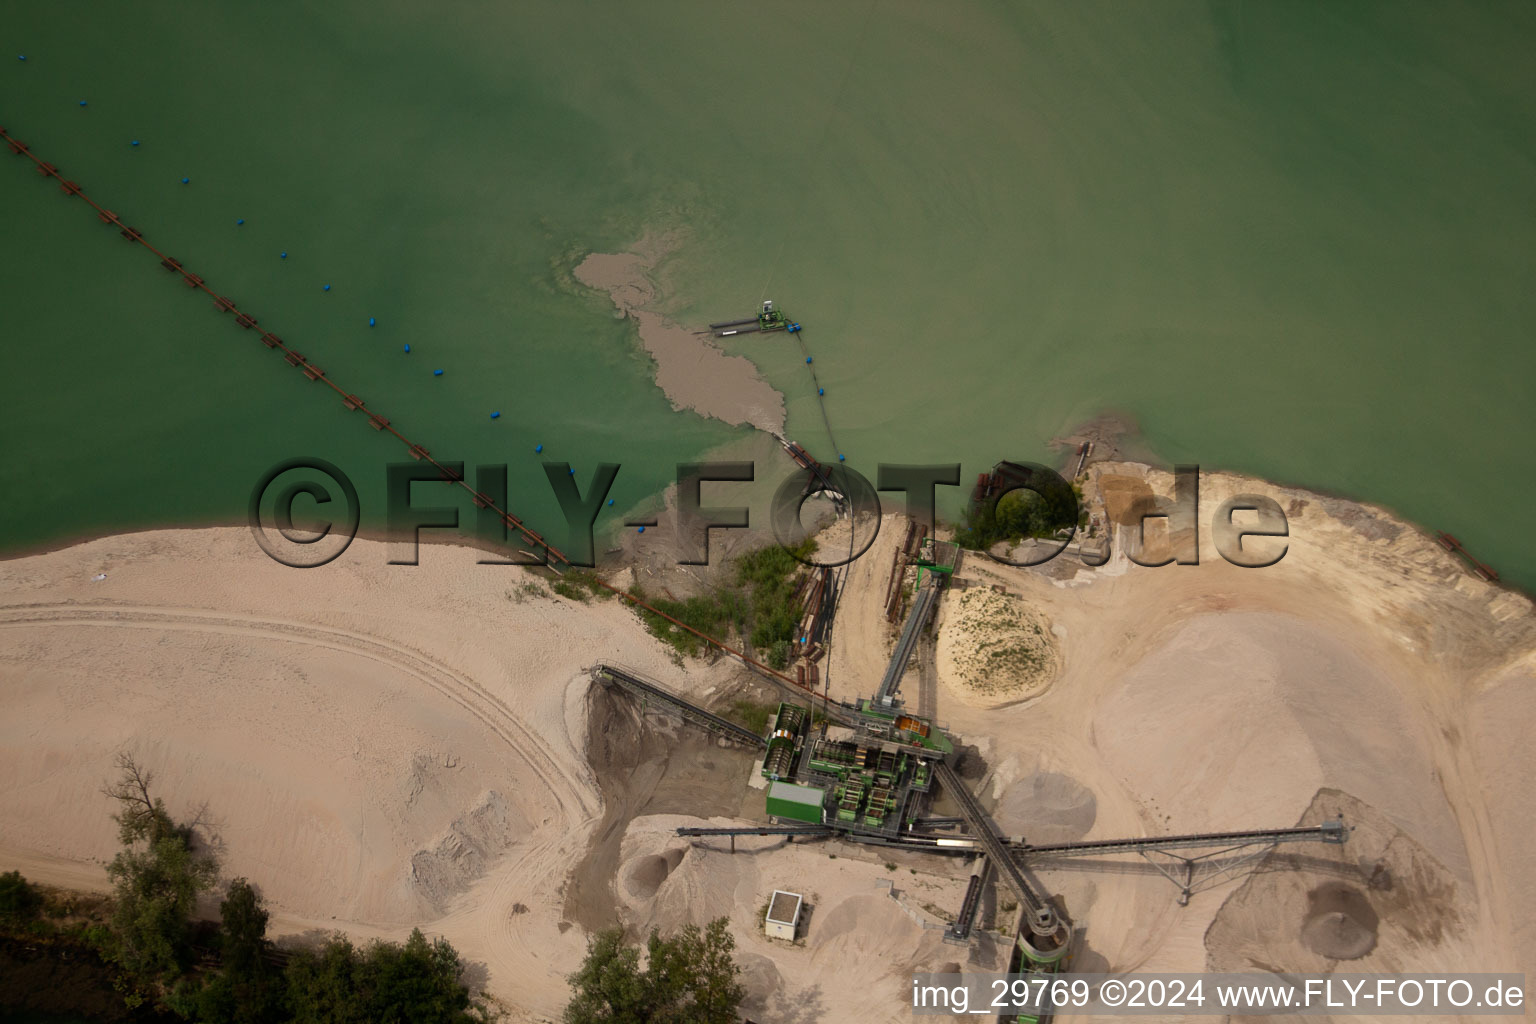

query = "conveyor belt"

[596,664,767,747]
[947,858,990,941]
[676,825,836,838]
[935,762,1054,924]
[1014,820,1347,858]
[709,316,760,329]
[874,578,939,705]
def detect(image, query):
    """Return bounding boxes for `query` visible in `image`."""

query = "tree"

[178,878,284,1024]
[100,754,218,985]
[368,928,476,1023]
[286,929,480,1024]
[284,933,368,1024]
[565,918,744,1024]
[0,869,42,924]
[564,928,649,1023]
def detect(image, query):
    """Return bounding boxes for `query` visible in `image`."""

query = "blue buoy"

[818,388,824,396]
[607,499,614,506]
[17,55,25,61]
[491,411,500,419]
[433,369,443,376]
[322,284,331,292]
[280,251,287,259]
[131,140,140,147]
[535,444,543,453]
[638,526,645,533]
[568,467,575,475]
[181,177,189,184]
[838,454,846,461]
[78,100,87,107]
[805,356,812,364]
[403,344,411,353]
[368,317,376,327]
[236,219,245,226]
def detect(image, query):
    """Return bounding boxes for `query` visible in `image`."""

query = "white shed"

[764,890,802,941]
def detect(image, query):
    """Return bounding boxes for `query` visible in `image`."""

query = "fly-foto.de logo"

[249,459,1288,571]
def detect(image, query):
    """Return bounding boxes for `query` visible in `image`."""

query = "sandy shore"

[2,461,1533,1021]
[0,530,745,1020]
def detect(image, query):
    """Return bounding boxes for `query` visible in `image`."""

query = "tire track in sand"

[0,603,598,825]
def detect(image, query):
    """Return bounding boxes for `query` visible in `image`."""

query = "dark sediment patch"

[625,847,688,899]
[995,771,1096,845]
[1301,882,1379,960]
[564,681,757,934]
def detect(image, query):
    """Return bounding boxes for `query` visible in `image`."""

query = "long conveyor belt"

[596,664,767,747]
[935,762,1055,927]
[874,578,940,705]
[676,826,836,838]
[1015,820,1348,858]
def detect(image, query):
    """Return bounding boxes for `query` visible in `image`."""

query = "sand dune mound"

[995,771,1096,844]
[410,790,526,915]
[625,847,687,899]
[1093,612,1470,877]
[1206,790,1464,974]
[735,952,784,1015]
[811,894,925,964]
[937,588,1059,707]
[616,825,749,933]
[1301,882,1379,960]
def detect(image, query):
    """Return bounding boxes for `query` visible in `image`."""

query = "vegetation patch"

[627,539,816,667]
[954,484,1084,551]
[564,917,743,1023]
[725,698,775,735]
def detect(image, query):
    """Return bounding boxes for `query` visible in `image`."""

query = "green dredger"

[709,299,800,337]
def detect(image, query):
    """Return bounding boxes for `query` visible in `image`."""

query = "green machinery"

[761,702,808,781]
[757,703,943,834]
[709,300,800,337]
[765,781,826,825]
[852,699,954,755]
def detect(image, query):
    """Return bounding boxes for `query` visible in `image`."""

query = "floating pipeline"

[0,124,815,694]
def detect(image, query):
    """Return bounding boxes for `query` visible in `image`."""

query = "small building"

[765,781,825,825]
[765,890,803,941]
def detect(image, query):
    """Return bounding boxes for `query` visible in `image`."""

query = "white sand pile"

[935,586,1059,707]
[823,514,906,702]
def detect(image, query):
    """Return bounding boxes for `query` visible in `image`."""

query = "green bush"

[551,578,589,602]
[101,755,219,985]
[564,917,743,1024]
[628,539,815,663]
[0,869,42,923]
[956,484,1079,551]
[726,699,774,735]
[285,929,479,1024]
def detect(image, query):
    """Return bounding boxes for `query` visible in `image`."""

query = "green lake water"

[3,2,1533,589]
